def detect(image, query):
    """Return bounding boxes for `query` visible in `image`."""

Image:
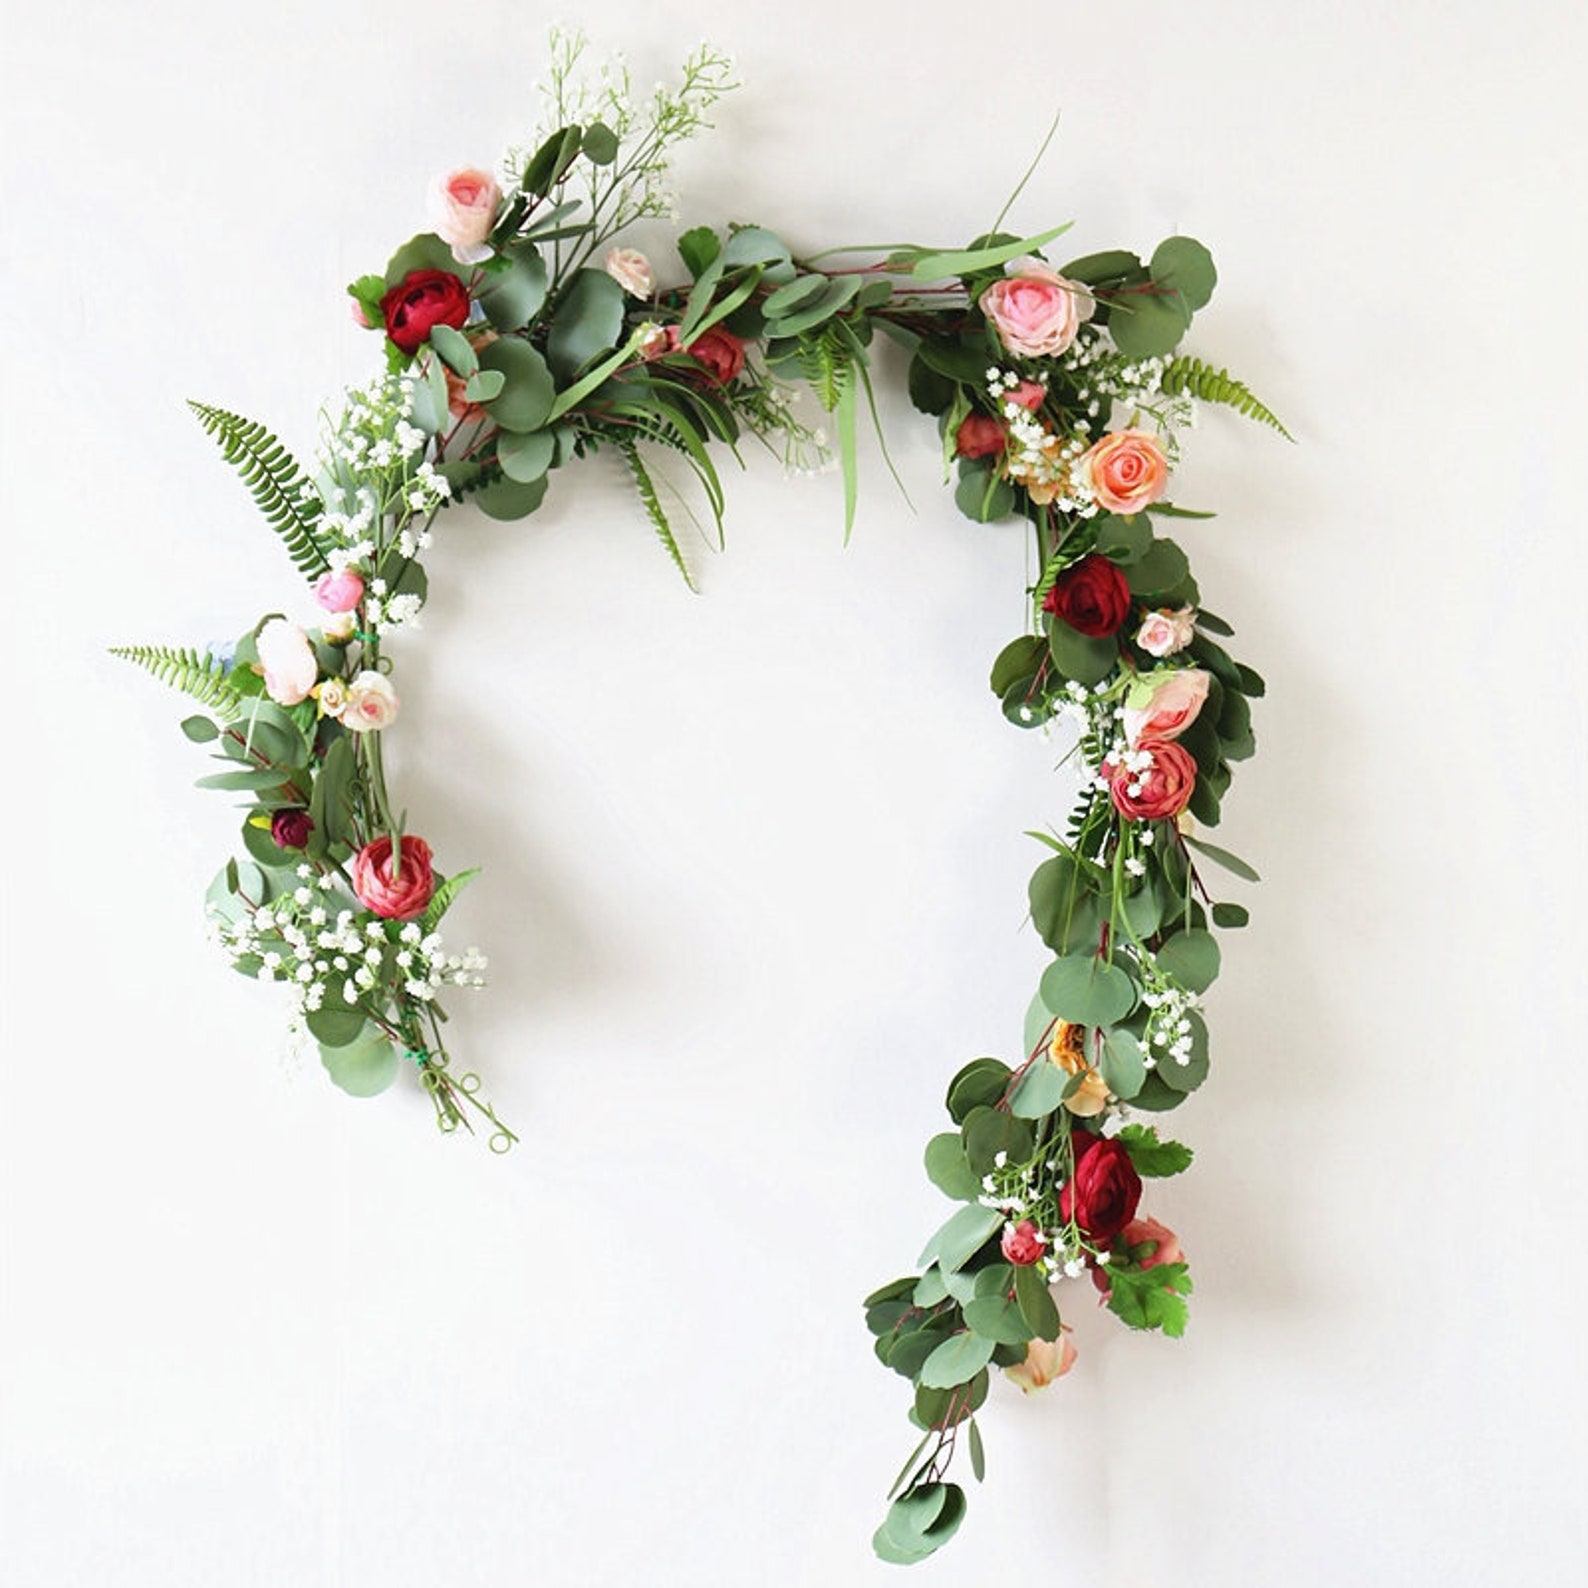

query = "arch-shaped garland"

[115,34,1284,1565]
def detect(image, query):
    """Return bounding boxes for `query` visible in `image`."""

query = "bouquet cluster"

[115,31,1282,1558]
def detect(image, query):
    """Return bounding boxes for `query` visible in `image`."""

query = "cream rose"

[1135,605,1197,658]
[1003,1333,1077,1394]
[1122,668,1211,748]
[1081,428,1170,514]
[979,256,1091,359]
[255,618,318,707]
[427,166,501,264]
[341,670,399,733]
[320,610,356,644]
[316,677,349,719]
[604,247,654,298]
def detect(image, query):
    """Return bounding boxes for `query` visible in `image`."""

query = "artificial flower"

[341,670,398,733]
[979,256,1091,358]
[427,166,501,263]
[380,269,471,355]
[955,413,1005,459]
[1108,738,1197,821]
[1081,428,1169,515]
[351,834,435,921]
[1000,1219,1047,1266]
[255,618,318,706]
[1003,1333,1077,1394]
[1048,1020,1109,1117]
[604,247,654,297]
[1135,605,1197,658]
[1043,554,1132,637]
[1059,1131,1142,1243]
[314,568,365,614]
[270,808,314,850]
[1122,668,1211,747]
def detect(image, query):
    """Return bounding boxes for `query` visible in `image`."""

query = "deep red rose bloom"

[955,413,1005,460]
[1108,737,1198,822]
[379,269,471,355]
[350,834,435,921]
[1042,554,1132,637]
[270,808,314,850]
[1000,1219,1046,1266]
[685,326,747,384]
[1059,1130,1142,1243]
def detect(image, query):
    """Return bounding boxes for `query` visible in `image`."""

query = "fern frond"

[422,867,481,932]
[188,401,333,578]
[110,644,246,721]
[1160,358,1293,441]
[617,440,696,591]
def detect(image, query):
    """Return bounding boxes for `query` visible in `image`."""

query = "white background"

[3,1,1585,1583]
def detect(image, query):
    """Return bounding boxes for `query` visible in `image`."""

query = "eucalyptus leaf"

[919,1331,998,1389]
[1039,954,1138,1027]
[1100,1028,1147,1100]
[318,1024,399,1098]
[1012,1263,1061,1340]
[1047,620,1119,685]
[498,429,556,484]
[478,244,549,331]
[546,269,625,379]
[474,472,550,521]
[919,1204,1003,1273]
[478,339,555,432]
[1007,1060,1065,1120]
[925,1133,982,1201]
[1157,928,1221,993]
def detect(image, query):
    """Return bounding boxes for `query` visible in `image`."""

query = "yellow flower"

[1048,1021,1109,1117]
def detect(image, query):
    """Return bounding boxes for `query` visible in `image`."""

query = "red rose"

[1059,1131,1142,1243]
[1042,555,1132,637]
[1000,1219,1046,1266]
[684,326,746,383]
[350,834,435,921]
[270,808,314,850]
[955,413,1005,460]
[1108,737,1197,822]
[379,269,471,355]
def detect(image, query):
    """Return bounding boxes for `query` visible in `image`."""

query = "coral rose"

[1122,669,1211,748]
[427,166,501,263]
[979,256,1091,358]
[1000,1219,1047,1266]
[380,269,471,356]
[351,834,435,922]
[255,618,318,706]
[1003,1332,1077,1394]
[1108,738,1198,822]
[684,326,746,384]
[1060,1131,1142,1243]
[955,413,1005,460]
[1082,428,1170,515]
[1043,554,1132,638]
[1135,605,1197,659]
[1121,1217,1184,1271]
[341,671,399,733]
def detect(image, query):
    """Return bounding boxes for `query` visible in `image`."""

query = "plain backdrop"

[3,1,1585,1583]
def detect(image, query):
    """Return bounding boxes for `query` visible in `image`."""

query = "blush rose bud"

[427,166,502,264]
[1000,1219,1047,1266]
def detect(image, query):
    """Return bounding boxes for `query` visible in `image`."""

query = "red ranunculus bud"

[685,326,746,384]
[955,413,1005,460]
[379,269,471,355]
[1042,554,1132,637]
[1059,1131,1142,1243]
[270,808,314,850]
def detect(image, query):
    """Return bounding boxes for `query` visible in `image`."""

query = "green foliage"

[1162,356,1293,440]
[617,438,696,591]
[1104,1260,1192,1337]
[1117,1124,1195,1177]
[110,645,246,722]
[187,402,330,580]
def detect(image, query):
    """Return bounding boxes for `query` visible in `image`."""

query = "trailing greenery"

[109,644,246,721]
[1160,356,1293,440]
[617,438,695,591]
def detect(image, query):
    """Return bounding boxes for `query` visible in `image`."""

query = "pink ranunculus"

[314,568,365,615]
[1003,1332,1077,1394]
[427,166,501,262]
[1135,605,1197,658]
[1121,1217,1184,1271]
[255,618,318,706]
[604,247,654,298]
[1005,379,1046,412]
[351,834,435,922]
[979,256,1092,359]
[1122,668,1212,748]
[340,670,399,733]
[955,413,1005,460]
[1000,1219,1047,1266]
[1108,738,1198,822]
[684,326,746,384]
[1082,428,1170,515]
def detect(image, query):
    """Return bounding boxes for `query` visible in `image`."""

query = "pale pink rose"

[604,247,654,298]
[1005,379,1047,412]
[1121,1217,1184,1271]
[1081,428,1170,514]
[427,166,501,264]
[1003,1332,1077,1394]
[341,670,399,733]
[255,618,318,706]
[316,677,349,718]
[979,256,1092,358]
[1122,668,1211,748]
[314,568,365,615]
[1135,605,1197,658]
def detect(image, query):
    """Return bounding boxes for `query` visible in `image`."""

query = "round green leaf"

[305,1003,366,1048]
[180,715,220,743]
[478,339,555,433]
[963,1295,1033,1346]
[1107,289,1191,359]
[924,1133,981,1201]
[1092,514,1153,563]
[1150,236,1218,312]
[955,464,1016,523]
[1158,1011,1210,1094]
[1030,855,1103,955]
[1007,1059,1065,1120]
[463,369,506,403]
[546,269,625,379]
[1100,1028,1147,1100]
[1157,928,1221,993]
[473,472,550,522]
[1047,619,1119,685]
[318,1024,399,1098]
[1039,954,1138,1027]
[498,429,556,484]
[1125,538,1191,598]
[919,1330,998,1390]
[1212,901,1250,929]
[479,244,549,331]
[945,1057,1011,1123]
[581,121,618,164]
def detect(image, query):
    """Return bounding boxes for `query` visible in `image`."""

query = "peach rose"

[341,670,398,733]
[1122,669,1211,748]
[979,256,1091,359]
[1121,1217,1184,1271]
[255,618,318,706]
[604,247,654,298]
[1003,1332,1077,1394]
[1135,605,1197,658]
[1049,1020,1109,1117]
[1081,428,1170,514]
[427,166,501,264]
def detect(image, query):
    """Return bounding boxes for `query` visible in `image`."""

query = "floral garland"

[114,33,1284,1560]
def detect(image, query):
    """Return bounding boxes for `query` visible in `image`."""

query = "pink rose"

[427,166,501,263]
[1004,379,1046,412]
[1107,738,1198,822]
[1000,1219,1047,1266]
[1121,1217,1184,1271]
[1122,668,1211,747]
[255,618,318,706]
[604,247,654,298]
[341,670,399,733]
[314,569,365,615]
[351,834,435,922]
[955,413,1005,459]
[979,256,1091,359]
[1135,605,1197,658]
[1003,1332,1077,1394]
[1081,428,1170,515]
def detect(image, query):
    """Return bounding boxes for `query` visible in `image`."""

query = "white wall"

[3,2,1584,1583]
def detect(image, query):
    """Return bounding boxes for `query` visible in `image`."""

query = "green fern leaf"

[188,401,333,578]
[110,644,246,721]
[422,867,481,932]
[617,440,696,591]
[1160,358,1293,441]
